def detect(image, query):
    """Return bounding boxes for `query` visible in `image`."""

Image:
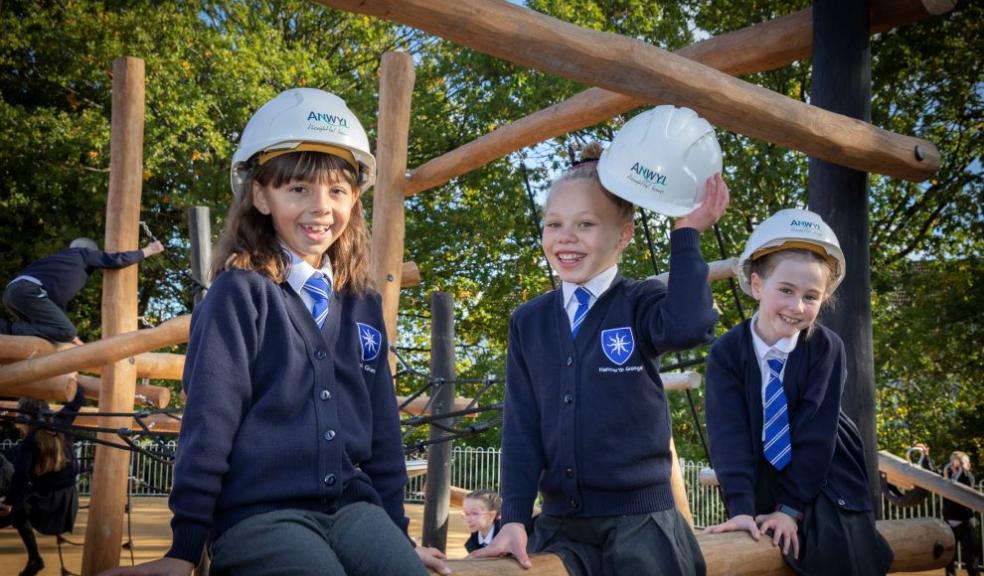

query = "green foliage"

[1,1,980,463]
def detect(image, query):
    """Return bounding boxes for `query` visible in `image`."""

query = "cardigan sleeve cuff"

[166,521,208,565]
[726,494,756,519]
[500,500,534,528]
[669,226,702,255]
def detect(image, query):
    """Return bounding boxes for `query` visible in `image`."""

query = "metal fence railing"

[2,440,979,569]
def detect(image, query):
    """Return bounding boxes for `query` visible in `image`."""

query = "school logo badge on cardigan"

[356,322,381,362]
[600,327,634,366]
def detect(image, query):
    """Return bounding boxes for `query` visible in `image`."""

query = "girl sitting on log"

[476,105,729,575]
[100,88,447,576]
[704,208,893,575]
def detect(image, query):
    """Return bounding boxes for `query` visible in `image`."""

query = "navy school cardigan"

[705,320,872,518]
[500,228,718,526]
[166,269,409,564]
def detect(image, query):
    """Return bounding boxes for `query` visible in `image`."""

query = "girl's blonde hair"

[16,398,70,476]
[465,488,502,514]
[212,152,372,295]
[547,142,634,224]
[950,451,972,471]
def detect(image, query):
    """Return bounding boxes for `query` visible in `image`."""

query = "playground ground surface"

[0,497,962,575]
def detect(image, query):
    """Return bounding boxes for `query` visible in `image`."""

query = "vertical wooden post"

[188,206,212,306]
[82,56,145,575]
[423,291,456,551]
[371,52,416,375]
[808,0,880,516]
[669,437,695,527]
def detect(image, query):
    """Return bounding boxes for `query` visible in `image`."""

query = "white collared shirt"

[561,265,618,331]
[477,524,496,546]
[284,249,334,317]
[750,312,799,441]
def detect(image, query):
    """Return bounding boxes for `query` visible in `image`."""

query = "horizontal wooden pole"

[662,371,702,391]
[0,371,78,403]
[77,374,171,409]
[403,0,950,194]
[325,0,944,191]
[444,518,952,575]
[401,260,422,288]
[653,257,737,285]
[0,314,191,389]
[879,450,984,513]
[397,394,473,415]
[0,337,187,381]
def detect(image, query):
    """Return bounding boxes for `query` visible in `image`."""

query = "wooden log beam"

[84,55,147,575]
[397,394,473,416]
[662,371,702,391]
[317,0,946,191]
[0,315,190,389]
[669,436,694,527]
[879,451,984,513]
[77,374,171,409]
[653,257,737,286]
[0,372,78,403]
[372,52,416,376]
[443,518,952,575]
[0,401,184,435]
[0,337,187,380]
[401,260,422,288]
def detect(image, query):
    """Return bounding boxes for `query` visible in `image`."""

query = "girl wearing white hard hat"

[475,111,729,575]
[704,208,893,575]
[101,88,448,576]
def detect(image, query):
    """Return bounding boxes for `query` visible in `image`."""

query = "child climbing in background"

[0,383,85,576]
[475,105,728,575]
[704,208,893,575]
[462,489,502,553]
[943,451,979,576]
[100,88,447,576]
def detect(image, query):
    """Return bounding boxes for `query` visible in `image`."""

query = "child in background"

[0,384,85,576]
[704,208,893,575]
[943,451,979,576]
[1,238,164,344]
[476,106,728,576]
[463,489,502,553]
[100,88,446,576]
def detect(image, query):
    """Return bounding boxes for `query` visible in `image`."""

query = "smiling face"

[252,175,357,268]
[541,179,634,285]
[461,497,497,534]
[750,254,830,345]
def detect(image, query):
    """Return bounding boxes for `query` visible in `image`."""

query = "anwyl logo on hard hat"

[627,161,668,191]
[307,110,350,135]
[789,219,823,234]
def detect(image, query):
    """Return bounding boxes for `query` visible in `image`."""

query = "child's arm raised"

[639,175,729,352]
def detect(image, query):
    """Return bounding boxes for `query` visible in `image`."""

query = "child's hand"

[416,544,451,575]
[142,240,165,257]
[755,511,800,559]
[469,522,531,569]
[0,503,12,517]
[97,557,195,576]
[675,173,729,233]
[703,514,760,541]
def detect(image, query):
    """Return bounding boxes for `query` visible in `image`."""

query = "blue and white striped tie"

[303,273,332,328]
[571,287,591,338]
[763,358,792,470]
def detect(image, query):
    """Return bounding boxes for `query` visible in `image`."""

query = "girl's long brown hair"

[212,152,372,295]
[16,398,69,476]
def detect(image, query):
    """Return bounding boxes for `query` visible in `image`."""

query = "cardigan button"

[837,499,846,506]
[324,474,336,486]
[565,356,573,366]
[568,497,577,509]
[320,390,332,401]
[565,468,575,478]
[315,349,327,360]
[324,429,336,441]
[563,393,573,404]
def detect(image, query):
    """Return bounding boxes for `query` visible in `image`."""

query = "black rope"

[713,224,747,321]
[638,207,662,276]
[520,163,556,290]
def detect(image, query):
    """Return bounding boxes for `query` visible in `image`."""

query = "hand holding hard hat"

[599,105,724,218]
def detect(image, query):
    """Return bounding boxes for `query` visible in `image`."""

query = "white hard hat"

[598,105,722,217]
[230,88,375,197]
[737,208,845,296]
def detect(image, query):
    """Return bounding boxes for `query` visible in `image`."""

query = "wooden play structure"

[0,0,969,574]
